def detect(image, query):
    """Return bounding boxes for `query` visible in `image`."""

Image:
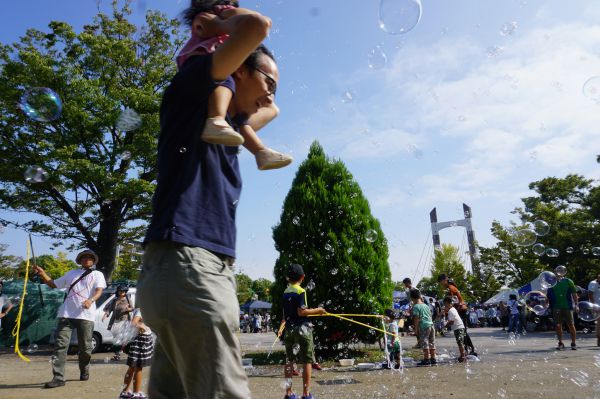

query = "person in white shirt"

[443,296,467,362]
[588,274,600,346]
[0,280,14,330]
[33,249,106,389]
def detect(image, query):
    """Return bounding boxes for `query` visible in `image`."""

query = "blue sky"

[1,0,599,283]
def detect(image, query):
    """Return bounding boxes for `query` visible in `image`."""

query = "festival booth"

[483,286,519,305]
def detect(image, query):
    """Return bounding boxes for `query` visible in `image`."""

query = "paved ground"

[0,328,598,398]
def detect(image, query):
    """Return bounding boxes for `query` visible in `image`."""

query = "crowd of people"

[239,312,272,333]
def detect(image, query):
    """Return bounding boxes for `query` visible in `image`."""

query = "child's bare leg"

[283,363,294,396]
[202,86,243,146]
[422,349,429,360]
[302,363,312,397]
[122,366,135,392]
[243,104,293,170]
[133,367,143,393]
[458,344,466,359]
[208,86,233,120]
[239,124,266,154]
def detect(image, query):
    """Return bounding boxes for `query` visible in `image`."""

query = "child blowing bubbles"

[410,288,436,367]
[179,0,293,170]
[282,264,326,399]
[443,296,467,363]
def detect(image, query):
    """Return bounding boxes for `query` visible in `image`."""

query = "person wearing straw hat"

[33,249,107,388]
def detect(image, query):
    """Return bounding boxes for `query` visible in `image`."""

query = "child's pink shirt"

[176,5,235,69]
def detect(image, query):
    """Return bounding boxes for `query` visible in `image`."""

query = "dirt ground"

[0,328,598,399]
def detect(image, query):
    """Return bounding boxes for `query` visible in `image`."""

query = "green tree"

[480,175,600,289]
[111,242,142,282]
[251,278,273,302]
[418,244,469,300]
[0,244,22,280]
[271,141,393,355]
[235,273,253,305]
[0,1,184,279]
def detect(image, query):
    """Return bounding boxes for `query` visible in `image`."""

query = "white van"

[51,287,137,353]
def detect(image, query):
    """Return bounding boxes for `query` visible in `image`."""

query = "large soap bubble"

[378,0,422,35]
[368,45,387,70]
[554,265,567,277]
[592,247,600,256]
[532,243,546,256]
[523,291,549,316]
[538,271,557,289]
[578,301,600,322]
[20,88,63,122]
[512,228,537,247]
[532,220,550,236]
[116,108,142,131]
[583,76,600,103]
[111,321,138,345]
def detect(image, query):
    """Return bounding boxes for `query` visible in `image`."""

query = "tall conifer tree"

[272,141,393,354]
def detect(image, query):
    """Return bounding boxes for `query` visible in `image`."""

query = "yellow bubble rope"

[310,313,399,338]
[11,240,31,362]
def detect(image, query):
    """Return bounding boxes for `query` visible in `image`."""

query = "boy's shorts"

[454,328,466,347]
[553,309,574,325]
[420,326,435,349]
[284,324,315,364]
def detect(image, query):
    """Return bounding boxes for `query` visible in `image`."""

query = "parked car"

[50,287,136,353]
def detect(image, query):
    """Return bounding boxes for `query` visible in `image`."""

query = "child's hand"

[192,12,219,39]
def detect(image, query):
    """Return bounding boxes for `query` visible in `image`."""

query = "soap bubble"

[368,45,387,70]
[592,247,600,256]
[280,378,292,389]
[512,228,537,246]
[538,271,557,289]
[331,268,338,275]
[116,108,142,131]
[499,21,518,36]
[583,76,600,103]
[366,229,378,243]
[306,280,315,291]
[532,243,545,256]
[378,0,422,35]
[578,301,600,321]
[24,166,49,183]
[523,291,548,316]
[179,147,187,153]
[120,151,132,161]
[583,247,591,255]
[20,87,62,122]
[292,344,300,355]
[27,343,38,353]
[565,247,574,254]
[292,216,300,225]
[554,265,567,277]
[532,220,550,236]
[546,248,559,258]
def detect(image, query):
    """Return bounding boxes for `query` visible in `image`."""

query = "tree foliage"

[271,141,393,355]
[0,0,184,279]
[235,273,254,305]
[480,174,600,289]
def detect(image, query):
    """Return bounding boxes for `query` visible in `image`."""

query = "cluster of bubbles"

[24,165,49,183]
[512,220,549,247]
[112,321,138,345]
[499,21,518,36]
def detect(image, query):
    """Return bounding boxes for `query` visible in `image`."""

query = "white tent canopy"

[484,288,519,305]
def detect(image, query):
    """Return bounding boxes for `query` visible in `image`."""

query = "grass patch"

[243,347,422,367]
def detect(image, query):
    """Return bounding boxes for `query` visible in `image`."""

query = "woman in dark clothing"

[103,285,134,360]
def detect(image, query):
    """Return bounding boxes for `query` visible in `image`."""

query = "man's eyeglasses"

[253,67,277,96]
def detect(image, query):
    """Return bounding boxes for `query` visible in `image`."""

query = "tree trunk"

[93,202,122,282]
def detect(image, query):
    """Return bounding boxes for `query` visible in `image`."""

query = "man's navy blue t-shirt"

[144,54,242,258]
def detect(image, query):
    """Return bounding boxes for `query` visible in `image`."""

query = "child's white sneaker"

[201,117,244,146]
[255,148,293,170]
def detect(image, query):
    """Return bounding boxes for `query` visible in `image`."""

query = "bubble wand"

[11,240,31,362]
[267,321,286,358]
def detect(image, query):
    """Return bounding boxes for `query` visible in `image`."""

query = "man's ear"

[232,64,248,80]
